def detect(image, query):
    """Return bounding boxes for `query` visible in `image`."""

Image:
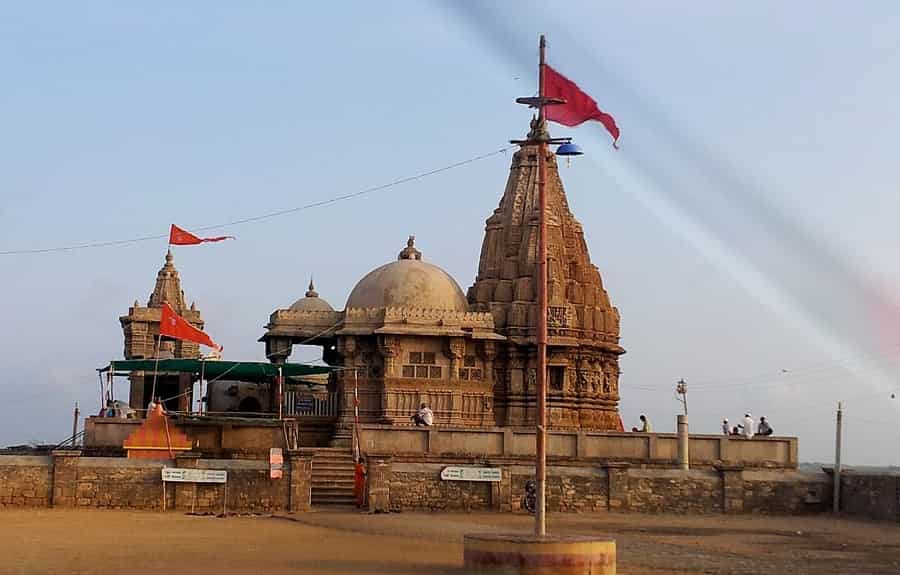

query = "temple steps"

[311,448,357,507]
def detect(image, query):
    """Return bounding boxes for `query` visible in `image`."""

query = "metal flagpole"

[534,33,549,538]
[511,34,572,537]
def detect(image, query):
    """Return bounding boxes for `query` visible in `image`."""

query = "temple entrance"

[142,376,181,412]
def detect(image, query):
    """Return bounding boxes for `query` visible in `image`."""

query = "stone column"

[129,374,145,412]
[289,450,314,513]
[605,462,629,511]
[50,450,81,508]
[366,456,392,513]
[491,466,512,512]
[719,465,744,514]
[677,414,690,470]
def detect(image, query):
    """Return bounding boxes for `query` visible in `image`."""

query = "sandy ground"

[0,509,898,575]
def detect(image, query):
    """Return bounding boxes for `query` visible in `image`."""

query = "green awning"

[99,359,332,383]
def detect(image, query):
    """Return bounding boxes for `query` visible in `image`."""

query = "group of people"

[627,413,774,438]
[413,404,775,438]
[722,413,773,438]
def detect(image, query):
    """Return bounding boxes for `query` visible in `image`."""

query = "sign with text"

[161,467,227,484]
[440,466,501,482]
[270,447,284,479]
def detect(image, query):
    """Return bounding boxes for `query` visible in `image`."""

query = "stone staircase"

[311,448,357,507]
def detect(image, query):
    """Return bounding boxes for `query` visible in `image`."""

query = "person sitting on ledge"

[411,403,434,427]
[631,414,652,432]
[757,416,774,436]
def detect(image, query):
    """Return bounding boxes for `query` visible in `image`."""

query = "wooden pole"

[535,33,548,538]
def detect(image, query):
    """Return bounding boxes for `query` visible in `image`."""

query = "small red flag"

[542,64,620,148]
[159,302,222,351]
[169,224,234,246]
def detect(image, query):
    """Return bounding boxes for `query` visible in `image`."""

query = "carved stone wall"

[468,137,624,430]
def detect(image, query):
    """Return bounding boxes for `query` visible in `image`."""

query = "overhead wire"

[0,145,515,255]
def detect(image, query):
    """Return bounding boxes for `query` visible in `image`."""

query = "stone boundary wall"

[839,472,899,522]
[364,455,831,515]
[358,425,798,470]
[0,456,51,508]
[0,450,312,513]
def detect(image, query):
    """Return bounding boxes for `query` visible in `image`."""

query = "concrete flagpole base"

[463,534,616,574]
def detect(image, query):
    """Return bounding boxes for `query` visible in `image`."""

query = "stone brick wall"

[840,472,899,522]
[390,467,492,511]
[77,458,164,509]
[625,469,723,513]
[369,457,832,516]
[743,470,831,514]
[0,451,312,514]
[0,456,51,508]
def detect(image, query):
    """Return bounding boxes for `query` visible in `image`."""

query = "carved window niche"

[460,355,482,381]
[403,351,442,379]
[549,366,565,391]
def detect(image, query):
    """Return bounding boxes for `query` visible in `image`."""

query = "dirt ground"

[0,509,898,575]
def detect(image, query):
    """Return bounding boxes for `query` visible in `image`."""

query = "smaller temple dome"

[346,237,469,311]
[289,279,334,312]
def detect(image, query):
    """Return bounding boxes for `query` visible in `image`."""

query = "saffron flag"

[160,302,223,351]
[169,224,234,245]
[542,64,620,148]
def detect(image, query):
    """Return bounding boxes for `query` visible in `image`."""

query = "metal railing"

[283,391,339,418]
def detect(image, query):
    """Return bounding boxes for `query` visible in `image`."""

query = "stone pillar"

[677,415,689,470]
[129,374,145,412]
[289,451,314,513]
[50,450,81,508]
[491,466,512,512]
[366,456,392,513]
[719,465,744,514]
[605,462,629,511]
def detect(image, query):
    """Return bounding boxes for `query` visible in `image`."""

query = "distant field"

[0,509,898,574]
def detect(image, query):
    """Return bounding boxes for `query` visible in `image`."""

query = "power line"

[0,146,514,256]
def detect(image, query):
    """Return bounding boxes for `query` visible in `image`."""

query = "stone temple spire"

[147,249,187,313]
[467,127,625,430]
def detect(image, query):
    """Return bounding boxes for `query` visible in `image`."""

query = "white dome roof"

[345,237,468,312]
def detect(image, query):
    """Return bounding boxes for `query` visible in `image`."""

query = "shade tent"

[100,359,332,383]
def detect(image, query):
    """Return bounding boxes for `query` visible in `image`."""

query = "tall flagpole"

[535,34,549,538]
[512,34,572,537]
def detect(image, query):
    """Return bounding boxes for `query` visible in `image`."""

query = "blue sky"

[1,2,898,464]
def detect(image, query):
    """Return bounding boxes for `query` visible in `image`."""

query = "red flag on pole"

[542,64,620,148]
[169,224,234,246]
[159,302,222,351]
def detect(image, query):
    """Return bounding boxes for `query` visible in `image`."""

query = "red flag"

[169,224,234,246]
[159,302,222,351]
[542,64,620,148]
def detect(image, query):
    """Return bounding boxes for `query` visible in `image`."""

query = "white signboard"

[162,467,227,484]
[440,466,501,482]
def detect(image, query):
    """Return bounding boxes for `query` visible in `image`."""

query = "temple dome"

[289,279,334,312]
[345,237,468,312]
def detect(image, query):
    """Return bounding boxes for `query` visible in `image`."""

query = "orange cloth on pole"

[169,224,234,245]
[160,302,222,351]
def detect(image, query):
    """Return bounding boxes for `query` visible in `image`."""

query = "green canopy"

[100,359,332,383]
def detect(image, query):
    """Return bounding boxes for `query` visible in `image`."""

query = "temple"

[119,250,205,412]
[261,117,624,433]
[468,119,624,430]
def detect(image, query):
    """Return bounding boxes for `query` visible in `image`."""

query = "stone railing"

[357,425,798,469]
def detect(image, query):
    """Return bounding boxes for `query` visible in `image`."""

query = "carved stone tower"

[467,131,625,430]
[120,250,204,411]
